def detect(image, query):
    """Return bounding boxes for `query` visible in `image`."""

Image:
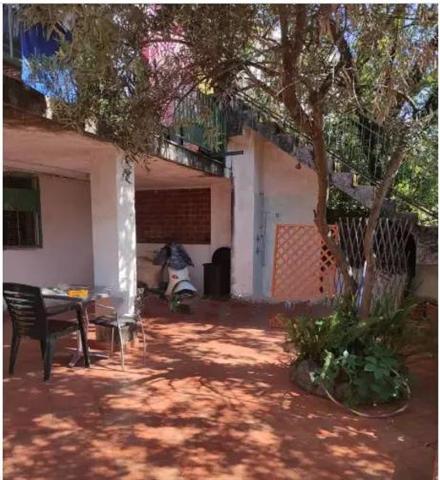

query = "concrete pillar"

[229,129,263,299]
[90,153,137,314]
[210,181,232,255]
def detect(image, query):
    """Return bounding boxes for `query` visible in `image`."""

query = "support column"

[210,181,232,255]
[90,153,137,314]
[229,129,263,299]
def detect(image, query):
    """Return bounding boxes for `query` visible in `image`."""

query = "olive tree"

[22,4,437,316]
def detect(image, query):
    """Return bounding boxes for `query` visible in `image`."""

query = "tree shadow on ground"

[3,298,437,480]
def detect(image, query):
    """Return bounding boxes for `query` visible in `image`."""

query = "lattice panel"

[272,224,338,301]
[337,217,414,276]
[335,217,415,307]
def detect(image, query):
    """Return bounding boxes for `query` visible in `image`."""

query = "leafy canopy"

[21,4,437,217]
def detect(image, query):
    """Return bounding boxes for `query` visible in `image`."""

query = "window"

[3,174,42,248]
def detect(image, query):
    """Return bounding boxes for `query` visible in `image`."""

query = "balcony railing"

[237,93,437,221]
[3,5,21,66]
[167,91,227,161]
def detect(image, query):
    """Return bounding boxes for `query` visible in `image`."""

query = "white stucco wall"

[414,264,438,301]
[230,129,318,300]
[4,173,94,287]
[260,139,318,297]
[90,155,137,314]
[210,182,232,253]
[228,130,262,298]
[136,182,232,294]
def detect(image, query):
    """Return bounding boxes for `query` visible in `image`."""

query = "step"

[331,180,375,208]
[381,199,397,216]
[394,211,418,224]
[332,175,397,214]
[232,103,419,219]
[331,172,354,188]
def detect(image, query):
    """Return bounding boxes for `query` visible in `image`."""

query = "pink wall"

[4,173,94,287]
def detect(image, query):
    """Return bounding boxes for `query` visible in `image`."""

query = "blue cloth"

[21,24,76,102]
[153,243,194,270]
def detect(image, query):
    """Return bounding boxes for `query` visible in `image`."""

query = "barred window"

[4,174,42,248]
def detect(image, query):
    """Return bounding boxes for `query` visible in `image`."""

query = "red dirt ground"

[3,298,438,479]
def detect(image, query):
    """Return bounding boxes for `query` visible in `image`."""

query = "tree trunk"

[311,109,357,297]
[359,141,406,319]
[276,6,356,296]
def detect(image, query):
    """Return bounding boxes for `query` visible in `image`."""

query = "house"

[4,85,319,308]
[3,9,436,314]
[3,15,320,313]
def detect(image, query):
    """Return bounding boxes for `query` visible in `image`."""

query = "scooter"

[165,265,197,298]
[153,242,197,301]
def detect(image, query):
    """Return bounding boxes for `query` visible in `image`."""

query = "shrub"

[285,296,417,406]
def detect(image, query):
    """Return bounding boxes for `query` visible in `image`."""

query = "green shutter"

[4,188,39,212]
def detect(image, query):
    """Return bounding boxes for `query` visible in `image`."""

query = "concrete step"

[394,211,418,223]
[234,111,404,218]
[382,199,397,216]
[331,172,354,189]
[330,176,375,208]
[331,172,398,215]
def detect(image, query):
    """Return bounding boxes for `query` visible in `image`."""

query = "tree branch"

[359,136,408,318]
[311,104,358,295]
[277,5,314,136]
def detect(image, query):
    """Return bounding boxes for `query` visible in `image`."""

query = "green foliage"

[20,5,184,163]
[169,294,191,314]
[285,297,418,405]
[394,125,438,223]
[20,4,437,219]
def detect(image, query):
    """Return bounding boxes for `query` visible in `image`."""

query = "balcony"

[167,91,227,163]
[3,7,227,170]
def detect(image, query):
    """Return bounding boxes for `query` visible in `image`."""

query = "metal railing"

[4,5,435,216]
[3,5,22,65]
[168,91,227,160]
[235,92,437,221]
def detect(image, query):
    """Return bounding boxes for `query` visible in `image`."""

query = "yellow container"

[67,288,89,299]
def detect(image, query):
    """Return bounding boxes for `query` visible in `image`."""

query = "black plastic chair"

[3,283,90,381]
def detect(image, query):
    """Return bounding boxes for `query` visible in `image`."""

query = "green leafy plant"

[169,294,191,314]
[285,296,418,406]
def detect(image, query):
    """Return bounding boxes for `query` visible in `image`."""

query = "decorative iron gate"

[336,217,415,307]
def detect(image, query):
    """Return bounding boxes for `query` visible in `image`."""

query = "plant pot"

[290,359,350,399]
[290,359,328,398]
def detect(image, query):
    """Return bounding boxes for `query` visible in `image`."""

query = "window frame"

[3,172,43,250]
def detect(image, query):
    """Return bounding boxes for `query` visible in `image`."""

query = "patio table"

[42,286,115,367]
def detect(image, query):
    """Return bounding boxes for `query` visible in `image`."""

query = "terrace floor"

[3,298,438,480]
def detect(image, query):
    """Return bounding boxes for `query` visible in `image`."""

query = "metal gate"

[271,219,414,306]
